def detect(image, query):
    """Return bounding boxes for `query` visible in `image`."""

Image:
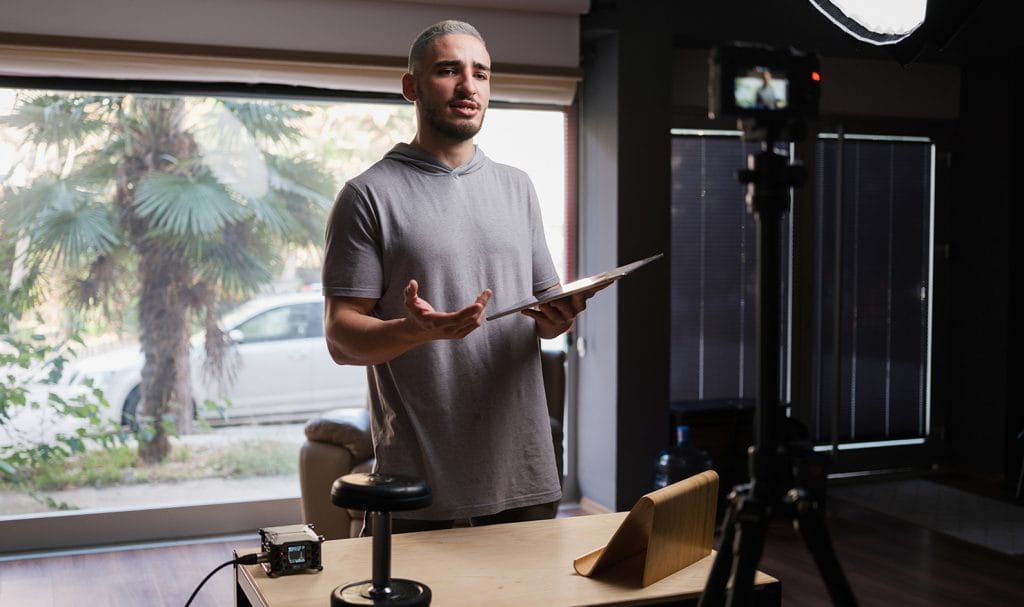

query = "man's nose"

[456,70,477,96]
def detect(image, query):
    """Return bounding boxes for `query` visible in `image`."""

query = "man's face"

[405,34,491,143]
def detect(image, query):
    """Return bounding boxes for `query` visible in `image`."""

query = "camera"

[709,43,821,139]
[259,524,324,577]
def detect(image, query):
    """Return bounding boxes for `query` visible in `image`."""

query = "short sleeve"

[322,183,385,299]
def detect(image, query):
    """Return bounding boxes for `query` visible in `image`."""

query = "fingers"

[522,302,575,340]
[404,279,419,301]
[445,289,492,336]
[542,293,587,322]
[521,292,590,340]
[589,281,613,296]
[403,279,422,313]
[404,281,491,340]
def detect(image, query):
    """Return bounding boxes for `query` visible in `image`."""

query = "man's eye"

[475,73,489,81]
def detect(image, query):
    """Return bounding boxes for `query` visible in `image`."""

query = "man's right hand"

[325,281,492,366]
[403,279,492,340]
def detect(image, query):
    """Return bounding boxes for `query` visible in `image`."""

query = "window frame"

[0,75,573,553]
[792,117,953,474]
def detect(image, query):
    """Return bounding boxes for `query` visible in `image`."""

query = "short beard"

[417,84,485,142]
[424,108,483,142]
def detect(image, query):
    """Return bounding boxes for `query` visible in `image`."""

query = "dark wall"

[945,8,1018,479]
[948,52,1011,474]
[577,1,672,511]
[612,2,673,509]
[575,27,620,509]
[1014,46,1024,481]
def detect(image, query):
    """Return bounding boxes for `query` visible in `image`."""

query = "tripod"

[698,126,858,607]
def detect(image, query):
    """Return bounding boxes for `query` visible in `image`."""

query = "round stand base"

[330,579,431,607]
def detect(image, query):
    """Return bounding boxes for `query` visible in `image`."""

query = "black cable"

[185,552,263,607]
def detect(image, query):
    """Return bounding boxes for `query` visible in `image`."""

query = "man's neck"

[410,133,476,169]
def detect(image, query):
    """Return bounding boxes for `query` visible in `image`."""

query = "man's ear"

[401,73,417,102]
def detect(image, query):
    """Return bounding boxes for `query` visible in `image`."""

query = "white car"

[59,291,368,426]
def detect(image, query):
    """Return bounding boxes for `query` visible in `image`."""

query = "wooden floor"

[2,490,1022,606]
[759,497,1024,606]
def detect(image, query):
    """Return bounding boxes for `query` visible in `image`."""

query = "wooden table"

[235,513,779,606]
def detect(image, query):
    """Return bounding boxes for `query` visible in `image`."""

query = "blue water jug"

[653,424,713,489]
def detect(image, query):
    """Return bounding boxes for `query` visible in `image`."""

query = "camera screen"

[733,66,789,111]
[287,544,307,564]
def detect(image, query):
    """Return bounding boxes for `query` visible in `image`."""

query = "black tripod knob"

[330,473,433,607]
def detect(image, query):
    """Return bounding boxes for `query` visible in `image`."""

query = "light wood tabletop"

[235,512,778,607]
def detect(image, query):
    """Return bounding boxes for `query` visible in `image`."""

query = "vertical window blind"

[669,131,931,446]
[670,134,791,408]
[812,135,933,443]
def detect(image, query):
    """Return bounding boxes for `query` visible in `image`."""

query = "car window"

[235,303,317,343]
[303,302,325,338]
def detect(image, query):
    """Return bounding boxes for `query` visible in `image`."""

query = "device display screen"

[733,66,789,111]
[287,544,307,564]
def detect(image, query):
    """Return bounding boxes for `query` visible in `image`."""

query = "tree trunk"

[136,244,192,463]
[120,98,197,464]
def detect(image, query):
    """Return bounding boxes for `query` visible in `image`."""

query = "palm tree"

[0,92,334,463]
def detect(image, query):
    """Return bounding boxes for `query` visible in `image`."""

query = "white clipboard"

[486,253,663,321]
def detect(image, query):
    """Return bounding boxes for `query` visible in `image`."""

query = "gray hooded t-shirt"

[322,143,562,519]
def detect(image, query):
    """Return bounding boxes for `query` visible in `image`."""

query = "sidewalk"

[0,422,307,517]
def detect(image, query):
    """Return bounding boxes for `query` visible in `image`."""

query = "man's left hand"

[522,286,603,339]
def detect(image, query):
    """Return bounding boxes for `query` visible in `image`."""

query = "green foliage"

[0,94,110,152]
[222,99,308,144]
[133,171,247,237]
[2,438,299,499]
[208,439,298,478]
[0,276,128,489]
[28,445,139,491]
[1,89,410,469]
[0,177,119,270]
[0,90,339,463]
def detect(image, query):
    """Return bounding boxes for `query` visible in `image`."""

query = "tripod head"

[709,41,819,215]
[737,132,806,218]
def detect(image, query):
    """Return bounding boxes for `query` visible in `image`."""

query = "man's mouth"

[449,99,480,117]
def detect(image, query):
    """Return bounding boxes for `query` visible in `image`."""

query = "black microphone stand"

[697,120,858,607]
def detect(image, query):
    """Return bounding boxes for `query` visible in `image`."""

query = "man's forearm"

[326,308,426,366]
[325,286,490,366]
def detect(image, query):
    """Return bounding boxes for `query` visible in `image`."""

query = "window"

[810,134,934,446]
[236,306,306,343]
[0,85,567,550]
[231,301,325,344]
[669,131,791,409]
[669,129,934,452]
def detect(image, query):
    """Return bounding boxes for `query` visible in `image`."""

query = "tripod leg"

[725,494,769,607]
[698,491,741,607]
[792,492,858,606]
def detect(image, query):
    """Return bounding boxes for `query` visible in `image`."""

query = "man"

[322,20,591,532]
[756,69,779,109]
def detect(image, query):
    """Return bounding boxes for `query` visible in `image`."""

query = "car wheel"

[122,387,199,430]
[122,386,142,431]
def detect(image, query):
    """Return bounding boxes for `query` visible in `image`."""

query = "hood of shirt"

[384,142,488,177]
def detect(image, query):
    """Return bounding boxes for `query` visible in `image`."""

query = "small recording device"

[259,524,324,577]
[709,43,821,141]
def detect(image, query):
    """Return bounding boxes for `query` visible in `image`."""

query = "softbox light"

[809,0,928,45]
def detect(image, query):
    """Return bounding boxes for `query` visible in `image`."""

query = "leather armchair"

[298,348,567,539]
